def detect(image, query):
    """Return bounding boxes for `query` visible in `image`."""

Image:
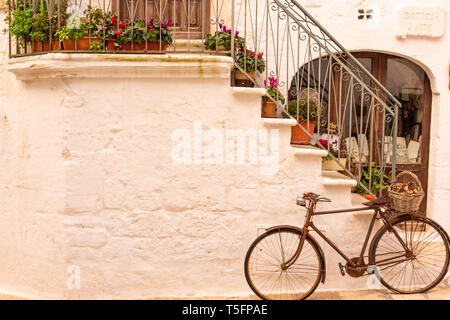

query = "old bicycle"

[244,192,450,300]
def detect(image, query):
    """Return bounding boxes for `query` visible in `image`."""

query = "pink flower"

[142,18,146,23]
[167,19,173,26]
[235,31,239,36]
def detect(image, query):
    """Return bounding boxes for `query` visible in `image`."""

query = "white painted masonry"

[0,0,449,299]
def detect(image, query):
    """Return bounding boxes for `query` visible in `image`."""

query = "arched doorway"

[290,52,431,215]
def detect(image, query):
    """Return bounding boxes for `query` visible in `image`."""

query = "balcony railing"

[6,0,400,196]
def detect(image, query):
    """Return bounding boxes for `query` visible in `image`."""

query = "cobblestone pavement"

[1,277,449,299]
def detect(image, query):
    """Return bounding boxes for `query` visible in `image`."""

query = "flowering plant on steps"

[264,77,285,104]
[203,23,244,51]
[261,77,285,118]
[315,131,348,171]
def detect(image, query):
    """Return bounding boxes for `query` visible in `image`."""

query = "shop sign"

[397,7,446,38]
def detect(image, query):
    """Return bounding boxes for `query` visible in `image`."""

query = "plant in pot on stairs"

[315,122,349,171]
[203,24,244,53]
[284,98,324,145]
[234,48,265,87]
[355,162,390,201]
[261,77,285,118]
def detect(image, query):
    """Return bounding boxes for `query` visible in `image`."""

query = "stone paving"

[1,277,449,299]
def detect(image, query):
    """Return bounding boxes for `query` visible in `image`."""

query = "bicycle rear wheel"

[244,227,324,300]
[369,215,449,294]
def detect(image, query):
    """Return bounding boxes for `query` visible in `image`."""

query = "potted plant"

[142,18,173,51]
[55,12,90,50]
[83,6,111,49]
[262,77,285,118]
[109,18,173,51]
[29,10,62,52]
[355,162,390,201]
[316,136,348,171]
[284,98,323,145]
[234,48,265,87]
[204,24,243,52]
[4,2,34,49]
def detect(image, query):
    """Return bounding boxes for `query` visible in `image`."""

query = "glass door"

[349,53,431,215]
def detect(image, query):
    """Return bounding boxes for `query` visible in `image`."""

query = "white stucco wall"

[0,1,449,299]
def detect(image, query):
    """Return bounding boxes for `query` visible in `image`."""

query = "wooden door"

[344,52,431,215]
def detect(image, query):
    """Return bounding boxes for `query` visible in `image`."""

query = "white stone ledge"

[232,87,267,97]
[322,171,357,187]
[7,53,234,81]
[262,118,297,127]
[293,145,328,157]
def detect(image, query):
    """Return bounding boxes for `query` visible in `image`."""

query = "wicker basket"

[388,171,424,213]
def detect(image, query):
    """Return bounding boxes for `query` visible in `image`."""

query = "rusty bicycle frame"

[280,193,413,276]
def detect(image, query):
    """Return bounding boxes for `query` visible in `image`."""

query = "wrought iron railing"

[232,0,400,196]
[6,0,400,196]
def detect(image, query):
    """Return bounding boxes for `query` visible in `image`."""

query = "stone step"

[292,145,328,158]
[321,171,358,187]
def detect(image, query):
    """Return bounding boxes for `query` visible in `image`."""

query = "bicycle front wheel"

[369,215,449,294]
[244,227,324,300]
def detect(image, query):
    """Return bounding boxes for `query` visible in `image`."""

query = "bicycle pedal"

[338,263,346,276]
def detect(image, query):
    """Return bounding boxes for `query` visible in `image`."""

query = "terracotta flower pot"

[106,39,116,51]
[32,39,61,52]
[120,41,168,52]
[291,120,316,145]
[215,45,227,52]
[261,97,277,118]
[62,37,101,51]
[322,158,347,171]
[234,69,255,87]
[361,194,375,201]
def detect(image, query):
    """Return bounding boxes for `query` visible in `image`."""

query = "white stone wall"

[0,1,449,299]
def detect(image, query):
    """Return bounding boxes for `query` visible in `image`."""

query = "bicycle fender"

[266,225,327,284]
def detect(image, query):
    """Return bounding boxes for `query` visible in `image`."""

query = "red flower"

[111,16,116,22]
[258,52,264,58]
[59,19,64,24]
[115,30,121,36]
[113,21,117,26]
[119,21,125,27]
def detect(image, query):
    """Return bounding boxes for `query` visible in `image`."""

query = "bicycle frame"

[282,201,411,273]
